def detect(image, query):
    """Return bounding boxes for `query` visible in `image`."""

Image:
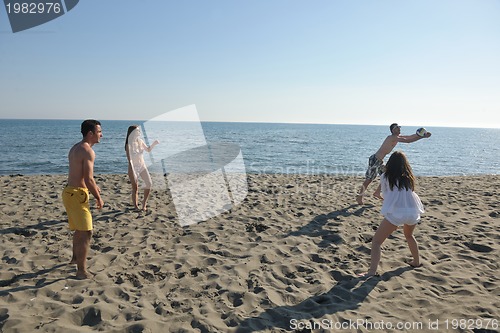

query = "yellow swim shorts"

[62,186,92,231]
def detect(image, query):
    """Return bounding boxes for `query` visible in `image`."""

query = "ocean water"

[0,119,499,176]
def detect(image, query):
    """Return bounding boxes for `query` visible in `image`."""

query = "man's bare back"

[375,128,431,160]
[374,135,399,161]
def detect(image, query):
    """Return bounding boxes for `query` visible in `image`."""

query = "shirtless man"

[356,123,431,205]
[62,120,104,279]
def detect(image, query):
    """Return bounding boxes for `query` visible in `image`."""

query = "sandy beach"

[0,173,499,332]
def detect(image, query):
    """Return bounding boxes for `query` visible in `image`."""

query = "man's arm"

[83,147,104,209]
[398,132,431,143]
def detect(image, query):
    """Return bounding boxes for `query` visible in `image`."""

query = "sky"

[1,0,499,128]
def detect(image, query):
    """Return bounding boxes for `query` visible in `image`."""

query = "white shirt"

[380,174,425,226]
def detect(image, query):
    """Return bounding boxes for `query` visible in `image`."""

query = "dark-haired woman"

[363,151,424,277]
[125,125,159,211]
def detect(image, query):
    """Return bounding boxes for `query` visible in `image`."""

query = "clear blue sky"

[1,0,499,128]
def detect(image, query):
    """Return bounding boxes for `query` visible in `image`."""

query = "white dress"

[380,174,425,226]
[128,139,147,178]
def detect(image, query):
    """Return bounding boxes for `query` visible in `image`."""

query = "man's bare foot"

[373,192,383,200]
[356,194,364,205]
[76,271,93,280]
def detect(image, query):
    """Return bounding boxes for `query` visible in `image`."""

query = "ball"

[416,127,427,137]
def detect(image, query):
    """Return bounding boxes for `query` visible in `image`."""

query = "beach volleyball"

[416,127,427,137]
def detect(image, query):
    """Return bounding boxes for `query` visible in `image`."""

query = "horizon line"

[0,117,499,130]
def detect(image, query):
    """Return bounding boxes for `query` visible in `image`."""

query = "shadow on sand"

[0,219,64,237]
[285,204,374,248]
[236,203,408,332]
[0,263,68,295]
[236,266,412,332]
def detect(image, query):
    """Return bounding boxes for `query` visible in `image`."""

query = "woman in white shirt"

[363,151,424,277]
[125,125,159,211]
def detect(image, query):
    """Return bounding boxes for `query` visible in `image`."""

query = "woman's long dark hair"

[384,151,416,191]
[125,125,139,150]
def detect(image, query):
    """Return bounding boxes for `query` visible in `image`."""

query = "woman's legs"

[367,218,398,276]
[139,169,153,211]
[403,224,420,267]
[128,166,139,209]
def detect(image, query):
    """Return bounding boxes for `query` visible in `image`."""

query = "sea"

[0,119,499,177]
